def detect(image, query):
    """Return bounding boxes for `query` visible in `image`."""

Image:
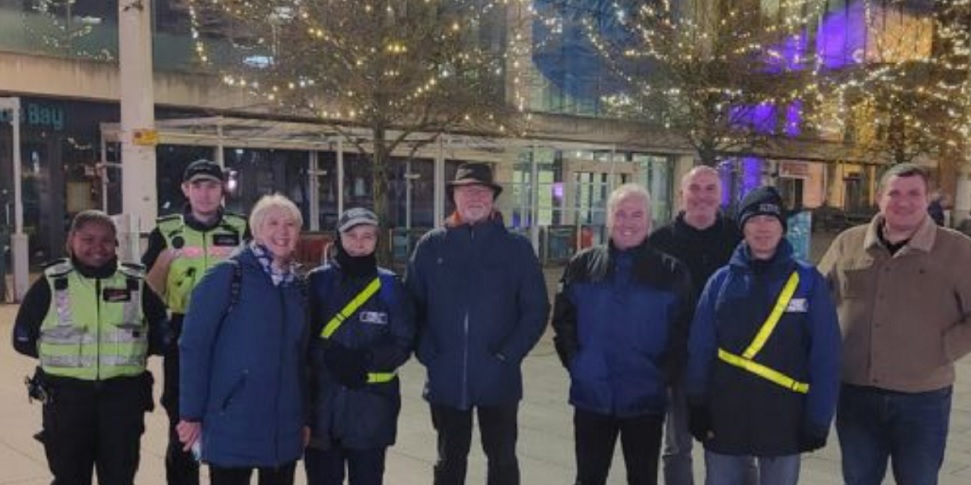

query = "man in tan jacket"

[819,163,971,485]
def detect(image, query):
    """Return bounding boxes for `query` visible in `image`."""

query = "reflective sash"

[717,271,809,394]
[320,277,396,384]
[321,278,382,338]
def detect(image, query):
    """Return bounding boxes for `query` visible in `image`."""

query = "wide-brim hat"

[446,162,503,198]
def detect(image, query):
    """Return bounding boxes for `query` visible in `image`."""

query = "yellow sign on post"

[132,128,159,146]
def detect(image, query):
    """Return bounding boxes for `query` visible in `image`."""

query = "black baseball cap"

[183,159,225,184]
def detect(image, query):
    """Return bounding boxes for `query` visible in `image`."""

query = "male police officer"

[143,159,247,485]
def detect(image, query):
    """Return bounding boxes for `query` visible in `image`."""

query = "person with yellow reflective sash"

[12,210,169,485]
[142,159,248,485]
[685,187,841,485]
[304,208,415,485]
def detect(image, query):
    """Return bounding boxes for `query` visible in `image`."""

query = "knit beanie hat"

[738,186,787,231]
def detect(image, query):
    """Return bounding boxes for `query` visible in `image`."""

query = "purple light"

[729,103,777,134]
[817,0,866,70]
[741,157,763,199]
[786,100,803,136]
[766,31,808,72]
[552,182,564,199]
[718,160,734,207]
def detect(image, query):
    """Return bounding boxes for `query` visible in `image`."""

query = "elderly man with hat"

[685,186,841,485]
[142,159,249,485]
[404,162,550,485]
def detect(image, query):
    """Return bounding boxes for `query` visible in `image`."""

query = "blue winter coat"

[686,240,841,455]
[551,242,694,417]
[307,264,414,450]
[404,217,550,409]
[179,247,308,467]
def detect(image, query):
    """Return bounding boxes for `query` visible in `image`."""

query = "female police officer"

[12,210,168,485]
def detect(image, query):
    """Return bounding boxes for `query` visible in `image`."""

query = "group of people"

[11,158,971,485]
[11,160,548,485]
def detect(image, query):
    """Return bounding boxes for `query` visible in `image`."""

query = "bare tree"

[181,0,528,247]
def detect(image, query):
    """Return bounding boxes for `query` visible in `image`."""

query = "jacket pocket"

[842,267,873,300]
[220,370,249,413]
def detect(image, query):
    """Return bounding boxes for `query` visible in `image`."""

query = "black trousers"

[304,445,387,485]
[209,462,297,485]
[163,315,200,485]
[574,408,664,485]
[430,402,519,485]
[41,372,152,485]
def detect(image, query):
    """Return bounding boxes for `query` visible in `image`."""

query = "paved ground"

[3,301,971,485]
[2,231,971,484]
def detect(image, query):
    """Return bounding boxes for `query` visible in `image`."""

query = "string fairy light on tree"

[25,0,113,60]
[804,0,970,167]
[180,0,535,246]
[544,0,827,167]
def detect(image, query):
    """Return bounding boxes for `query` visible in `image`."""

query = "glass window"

[155,145,213,216]
[223,148,310,228]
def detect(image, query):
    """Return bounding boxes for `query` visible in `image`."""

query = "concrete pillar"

[118,0,157,233]
[954,164,971,227]
[671,155,695,212]
[0,97,29,302]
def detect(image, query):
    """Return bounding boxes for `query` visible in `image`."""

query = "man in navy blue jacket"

[686,187,841,485]
[552,183,694,485]
[404,163,550,485]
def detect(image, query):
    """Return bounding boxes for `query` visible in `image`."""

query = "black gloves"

[798,423,828,452]
[324,342,369,389]
[688,405,713,442]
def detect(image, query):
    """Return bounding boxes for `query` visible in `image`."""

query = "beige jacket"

[818,214,971,392]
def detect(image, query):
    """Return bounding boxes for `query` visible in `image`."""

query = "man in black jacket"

[649,166,744,485]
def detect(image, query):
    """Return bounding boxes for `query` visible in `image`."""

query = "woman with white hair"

[177,194,308,485]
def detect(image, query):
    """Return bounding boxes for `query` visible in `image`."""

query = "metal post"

[215,121,225,167]
[100,132,109,210]
[434,138,445,226]
[308,151,320,231]
[337,139,345,216]
[0,97,29,302]
[530,142,540,251]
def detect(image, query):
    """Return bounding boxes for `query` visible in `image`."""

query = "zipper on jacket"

[274,284,286,462]
[462,312,470,409]
[95,278,102,380]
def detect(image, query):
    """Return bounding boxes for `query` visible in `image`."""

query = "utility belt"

[26,367,155,409]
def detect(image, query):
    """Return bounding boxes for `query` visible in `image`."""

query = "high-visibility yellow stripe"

[742,271,800,359]
[367,371,397,384]
[718,348,809,393]
[321,278,382,339]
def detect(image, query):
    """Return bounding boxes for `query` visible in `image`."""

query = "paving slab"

[4,295,971,484]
